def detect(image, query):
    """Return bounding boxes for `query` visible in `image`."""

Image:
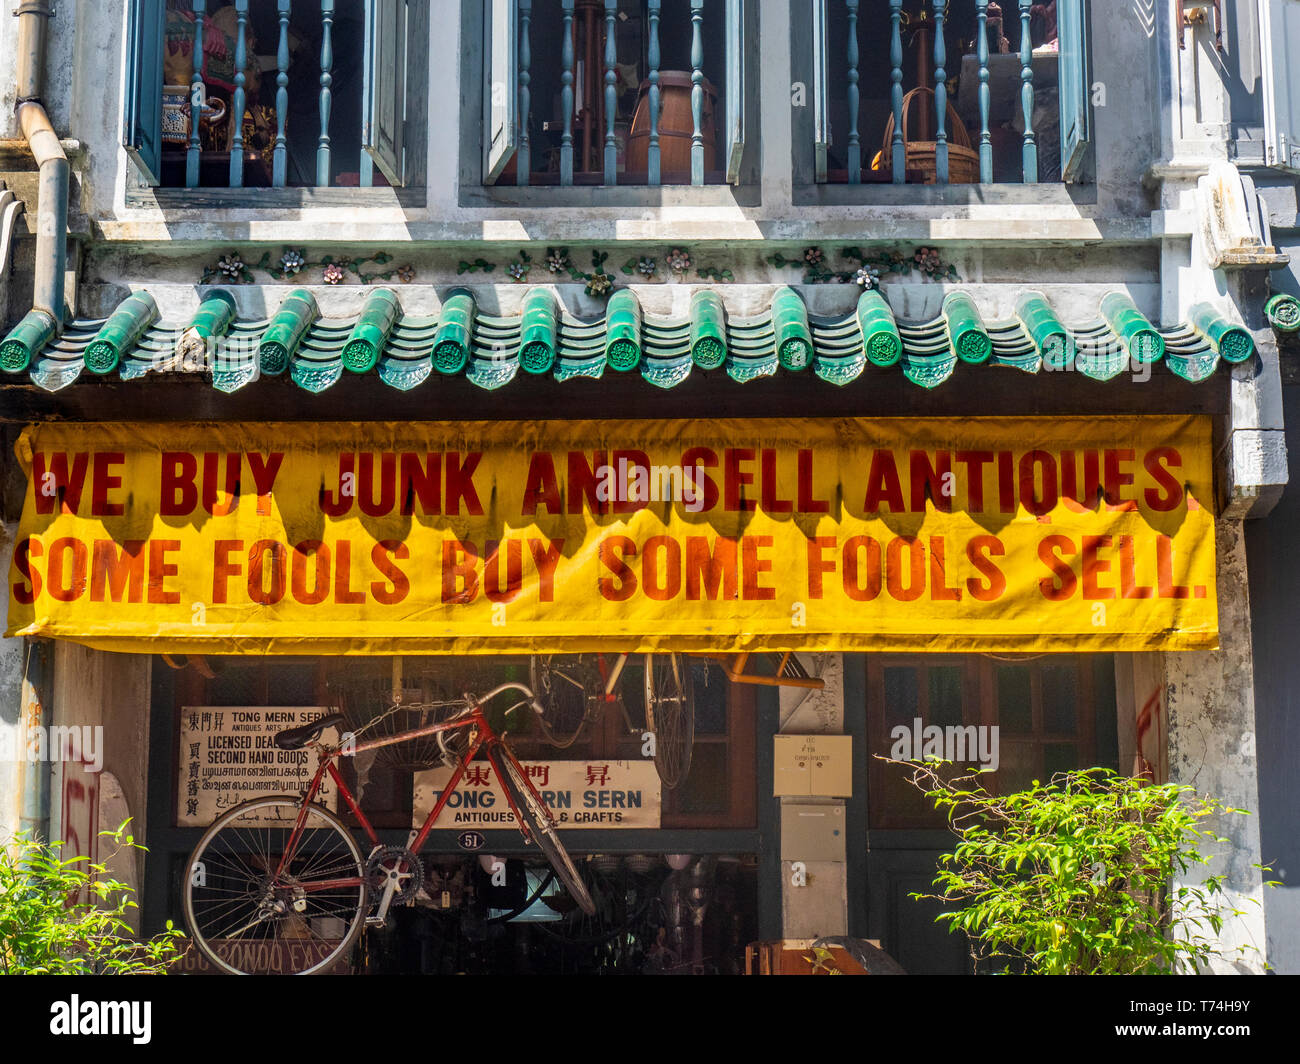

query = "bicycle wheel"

[645,653,695,789]
[183,796,367,976]
[529,654,601,748]
[493,744,597,916]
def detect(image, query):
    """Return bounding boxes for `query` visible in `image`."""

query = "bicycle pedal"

[365,915,388,928]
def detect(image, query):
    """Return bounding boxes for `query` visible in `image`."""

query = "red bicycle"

[182,682,595,975]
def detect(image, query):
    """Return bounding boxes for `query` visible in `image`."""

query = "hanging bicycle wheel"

[183,797,367,976]
[493,743,596,916]
[529,654,601,748]
[645,653,695,789]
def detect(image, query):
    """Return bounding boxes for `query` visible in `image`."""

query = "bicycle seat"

[273,713,348,750]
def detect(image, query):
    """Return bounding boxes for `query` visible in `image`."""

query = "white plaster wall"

[1164,520,1271,973]
[35,1,1169,248]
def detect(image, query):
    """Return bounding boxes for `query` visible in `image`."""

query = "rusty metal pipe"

[15,0,68,325]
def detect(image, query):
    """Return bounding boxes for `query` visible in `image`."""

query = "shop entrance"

[144,653,771,975]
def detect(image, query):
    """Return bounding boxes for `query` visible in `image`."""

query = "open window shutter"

[1261,0,1300,170]
[812,0,829,182]
[724,0,747,183]
[363,0,408,186]
[483,0,518,184]
[123,0,165,186]
[1056,0,1090,181]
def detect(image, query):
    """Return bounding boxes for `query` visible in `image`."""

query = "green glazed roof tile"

[2,286,1236,395]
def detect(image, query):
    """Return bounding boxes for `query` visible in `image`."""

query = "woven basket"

[878,87,979,185]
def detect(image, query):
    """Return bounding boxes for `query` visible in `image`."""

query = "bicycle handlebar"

[472,681,547,720]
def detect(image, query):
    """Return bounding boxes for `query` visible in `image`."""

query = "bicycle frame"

[274,684,551,891]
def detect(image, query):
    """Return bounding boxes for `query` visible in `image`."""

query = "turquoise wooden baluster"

[690,0,704,185]
[847,0,860,184]
[561,0,574,186]
[518,0,532,186]
[1019,0,1037,181]
[976,0,991,182]
[187,0,206,188]
[934,0,949,184]
[648,0,661,185]
[889,0,904,183]
[318,0,335,187]
[604,0,617,184]
[229,0,248,186]
[273,0,290,186]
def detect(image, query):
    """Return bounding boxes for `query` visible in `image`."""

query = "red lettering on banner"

[161,452,199,515]
[806,536,837,600]
[686,536,738,600]
[910,450,952,513]
[863,452,904,512]
[212,539,244,603]
[1081,535,1116,599]
[842,535,882,602]
[148,540,181,604]
[47,537,87,602]
[680,447,719,512]
[442,539,478,604]
[1118,535,1154,599]
[761,450,793,513]
[522,453,562,515]
[966,535,1006,600]
[12,537,42,604]
[742,536,775,600]
[32,452,89,515]
[247,452,284,515]
[371,541,410,604]
[797,449,828,514]
[928,536,962,601]
[333,541,367,604]
[1038,535,1077,600]
[1143,448,1183,511]
[598,536,637,600]
[724,448,757,512]
[528,538,563,602]
[90,453,125,516]
[885,537,925,602]
[90,539,146,603]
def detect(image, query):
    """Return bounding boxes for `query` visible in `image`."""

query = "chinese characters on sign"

[413,760,661,829]
[177,706,338,826]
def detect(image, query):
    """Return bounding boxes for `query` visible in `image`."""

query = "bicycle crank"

[366,846,425,921]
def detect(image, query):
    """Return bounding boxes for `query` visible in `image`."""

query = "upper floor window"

[481,0,752,189]
[123,0,427,192]
[801,0,1091,187]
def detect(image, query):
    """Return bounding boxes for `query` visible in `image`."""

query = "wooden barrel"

[626,71,717,176]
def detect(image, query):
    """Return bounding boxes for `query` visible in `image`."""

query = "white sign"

[413,760,661,829]
[178,706,339,826]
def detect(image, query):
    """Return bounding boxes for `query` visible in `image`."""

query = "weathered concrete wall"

[0,521,22,844]
[1164,519,1271,973]
[50,642,151,899]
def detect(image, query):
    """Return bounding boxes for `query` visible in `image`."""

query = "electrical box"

[780,802,846,862]
[773,734,853,797]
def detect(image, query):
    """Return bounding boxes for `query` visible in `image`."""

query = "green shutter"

[483,0,518,184]
[812,0,829,183]
[1057,0,1090,182]
[724,0,748,184]
[363,0,408,186]
[123,0,165,186]
[1261,0,1300,169]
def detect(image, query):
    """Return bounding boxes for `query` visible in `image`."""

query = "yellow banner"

[6,417,1217,654]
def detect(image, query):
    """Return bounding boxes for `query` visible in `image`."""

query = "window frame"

[790,0,1097,205]
[457,0,762,208]
[121,0,429,207]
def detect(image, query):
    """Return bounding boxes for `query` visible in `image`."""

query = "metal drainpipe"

[18,641,51,843]
[15,0,68,326]
[14,0,63,841]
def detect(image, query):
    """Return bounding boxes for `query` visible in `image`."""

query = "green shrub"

[891,762,1273,974]
[0,821,185,974]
